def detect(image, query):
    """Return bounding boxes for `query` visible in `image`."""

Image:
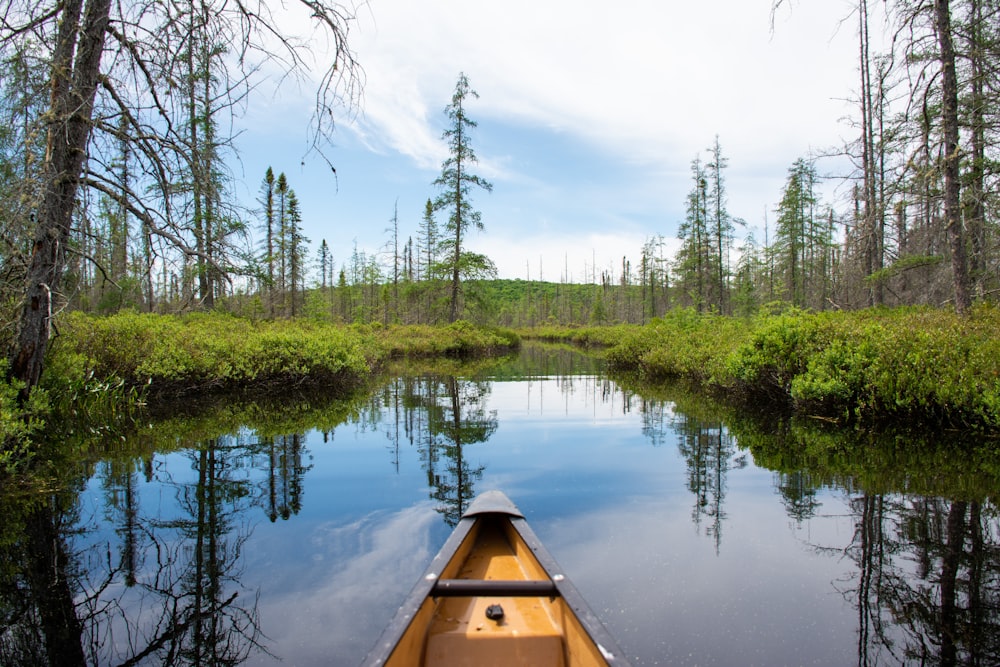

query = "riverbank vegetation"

[43,311,519,396]
[0,312,519,471]
[6,301,1000,476]
[543,305,1000,431]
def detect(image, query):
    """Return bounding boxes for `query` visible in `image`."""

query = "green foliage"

[48,311,380,395]
[726,308,833,396]
[377,321,520,358]
[0,364,48,472]
[24,305,1000,446]
[865,254,944,285]
[43,312,520,402]
[605,309,752,385]
[592,305,1000,430]
[787,306,1000,426]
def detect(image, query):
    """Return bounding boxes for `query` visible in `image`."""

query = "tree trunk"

[934,0,972,315]
[859,0,882,307]
[9,0,112,403]
[449,127,464,323]
[963,0,986,297]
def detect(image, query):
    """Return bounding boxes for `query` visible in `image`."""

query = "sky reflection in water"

[13,348,997,666]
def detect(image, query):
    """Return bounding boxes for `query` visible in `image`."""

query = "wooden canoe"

[362,490,632,667]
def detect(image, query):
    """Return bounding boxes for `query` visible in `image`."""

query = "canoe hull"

[362,491,630,667]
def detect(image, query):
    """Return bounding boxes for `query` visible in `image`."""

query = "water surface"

[1,344,997,666]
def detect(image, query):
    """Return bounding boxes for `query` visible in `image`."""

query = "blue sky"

[230,0,869,282]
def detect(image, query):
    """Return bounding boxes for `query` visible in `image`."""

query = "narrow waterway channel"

[1,343,997,665]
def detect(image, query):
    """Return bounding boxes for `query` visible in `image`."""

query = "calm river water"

[2,343,997,666]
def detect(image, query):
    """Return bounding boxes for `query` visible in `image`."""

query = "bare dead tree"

[1,0,362,411]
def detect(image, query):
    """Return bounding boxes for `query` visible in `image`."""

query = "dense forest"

[1,0,999,375]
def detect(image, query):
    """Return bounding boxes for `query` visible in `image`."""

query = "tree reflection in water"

[0,436,269,666]
[3,495,87,666]
[259,433,309,522]
[373,375,498,525]
[621,374,1000,665]
[706,406,999,666]
[837,494,1000,666]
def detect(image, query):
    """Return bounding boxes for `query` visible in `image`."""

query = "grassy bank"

[534,305,1000,430]
[0,312,519,470]
[41,311,520,396]
[45,311,379,397]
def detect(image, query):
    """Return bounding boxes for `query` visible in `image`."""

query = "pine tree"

[259,167,276,315]
[774,159,818,307]
[706,136,738,314]
[418,198,438,281]
[286,189,308,317]
[675,157,712,311]
[432,72,495,322]
[317,239,336,318]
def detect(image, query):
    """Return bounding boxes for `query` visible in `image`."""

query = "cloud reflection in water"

[248,502,439,665]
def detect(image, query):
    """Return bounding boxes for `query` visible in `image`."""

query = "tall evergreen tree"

[432,72,495,322]
[774,158,819,307]
[286,189,308,317]
[317,238,335,317]
[318,239,330,290]
[418,198,438,281]
[258,167,276,315]
[276,172,289,300]
[706,136,737,314]
[675,156,713,311]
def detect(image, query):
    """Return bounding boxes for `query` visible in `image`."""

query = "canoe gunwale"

[506,513,631,665]
[360,492,632,666]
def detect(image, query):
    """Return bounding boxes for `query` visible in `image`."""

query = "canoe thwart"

[431,578,560,598]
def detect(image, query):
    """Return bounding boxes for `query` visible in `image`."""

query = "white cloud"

[236,0,869,281]
[346,0,860,170]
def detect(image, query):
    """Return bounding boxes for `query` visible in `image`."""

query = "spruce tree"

[259,167,276,314]
[676,157,711,311]
[286,189,308,317]
[432,72,495,322]
[707,137,737,314]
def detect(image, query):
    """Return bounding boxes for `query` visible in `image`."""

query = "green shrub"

[48,311,378,393]
[607,310,752,385]
[0,365,49,473]
[40,306,1000,429]
[45,312,518,397]
[600,305,1000,429]
[378,322,520,357]
[727,310,833,395]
